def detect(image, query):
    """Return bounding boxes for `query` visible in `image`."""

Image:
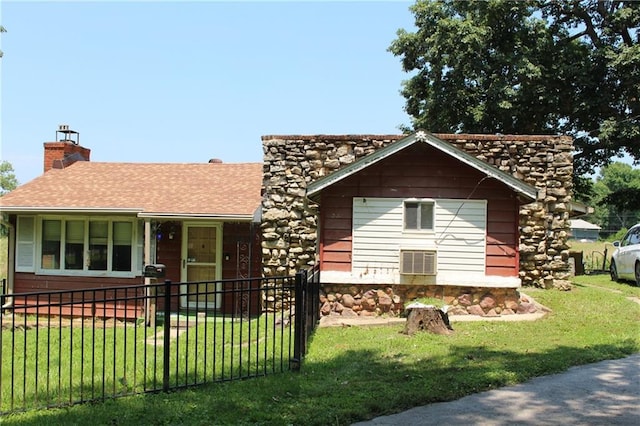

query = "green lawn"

[568,239,616,272]
[2,314,292,415]
[3,274,639,426]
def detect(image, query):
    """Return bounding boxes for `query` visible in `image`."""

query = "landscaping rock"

[342,294,355,308]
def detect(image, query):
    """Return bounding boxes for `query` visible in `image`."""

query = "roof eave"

[0,207,258,222]
[137,212,256,221]
[0,207,144,214]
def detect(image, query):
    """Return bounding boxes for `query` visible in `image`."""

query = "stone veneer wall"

[261,134,574,290]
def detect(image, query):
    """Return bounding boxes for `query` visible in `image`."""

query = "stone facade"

[261,133,574,292]
[319,284,539,317]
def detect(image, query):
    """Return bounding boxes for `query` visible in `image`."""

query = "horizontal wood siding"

[14,272,140,292]
[433,199,486,273]
[486,199,519,276]
[12,273,144,320]
[352,198,486,276]
[352,198,403,271]
[318,143,521,279]
[319,195,353,272]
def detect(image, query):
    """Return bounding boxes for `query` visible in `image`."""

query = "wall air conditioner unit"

[400,250,437,275]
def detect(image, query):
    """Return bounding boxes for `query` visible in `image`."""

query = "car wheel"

[610,261,620,282]
[635,262,640,287]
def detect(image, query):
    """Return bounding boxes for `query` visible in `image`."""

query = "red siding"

[13,273,143,320]
[319,194,353,272]
[318,143,521,277]
[486,199,520,276]
[220,222,262,315]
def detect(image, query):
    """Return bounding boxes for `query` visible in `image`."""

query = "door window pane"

[187,226,217,263]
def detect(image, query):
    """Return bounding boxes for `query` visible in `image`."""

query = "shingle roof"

[0,162,263,218]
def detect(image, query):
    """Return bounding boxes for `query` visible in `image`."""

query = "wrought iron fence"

[0,270,319,415]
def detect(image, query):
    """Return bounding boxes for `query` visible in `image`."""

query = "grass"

[567,239,616,272]
[3,274,639,425]
[2,313,293,415]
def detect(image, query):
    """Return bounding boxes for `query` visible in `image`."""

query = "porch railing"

[0,269,319,415]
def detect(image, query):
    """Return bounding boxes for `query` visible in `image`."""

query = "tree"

[389,0,639,179]
[0,160,18,236]
[0,160,18,196]
[590,162,640,235]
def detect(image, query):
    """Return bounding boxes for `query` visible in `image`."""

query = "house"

[261,131,576,314]
[569,219,601,241]
[2,128,578,318]
[0,128,263,316]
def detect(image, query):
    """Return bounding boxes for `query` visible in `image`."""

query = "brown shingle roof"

[0,162,263,217]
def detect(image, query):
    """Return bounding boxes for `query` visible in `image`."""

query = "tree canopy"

[389,0,640,178]
[591,162,640,234]
[0,160,18,196]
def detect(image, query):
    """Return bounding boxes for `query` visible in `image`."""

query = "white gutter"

[138,213,255,221]
[0,207,144,214]
[0,208,257,222]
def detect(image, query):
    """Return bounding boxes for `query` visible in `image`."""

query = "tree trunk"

[403,307,453,335]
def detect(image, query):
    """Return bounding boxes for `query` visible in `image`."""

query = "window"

[112,221,133,271]
[41,220,61,269]
[89,221,108,270]
[35,217,136,275]
[404,201,434,231]
[64,220,84,270]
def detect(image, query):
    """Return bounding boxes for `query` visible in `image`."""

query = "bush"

[607,228,628,242]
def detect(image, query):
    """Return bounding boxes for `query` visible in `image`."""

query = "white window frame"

[403,199,435,232]
[34,215,139,278]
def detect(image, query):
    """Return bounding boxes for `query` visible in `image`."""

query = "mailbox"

[143,264,166,278]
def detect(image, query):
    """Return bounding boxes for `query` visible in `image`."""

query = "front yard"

[3,274,639,426]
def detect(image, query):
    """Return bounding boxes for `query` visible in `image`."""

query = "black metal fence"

[0,269,320,415]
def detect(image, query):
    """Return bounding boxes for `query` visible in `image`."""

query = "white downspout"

[2,222,15,309]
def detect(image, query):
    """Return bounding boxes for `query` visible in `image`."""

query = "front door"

[181,223,222,309]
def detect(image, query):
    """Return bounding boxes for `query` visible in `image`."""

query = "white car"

[610,223,640,286]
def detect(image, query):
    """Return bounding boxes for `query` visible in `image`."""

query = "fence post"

[292,270,306,371]
[163,279,171,392]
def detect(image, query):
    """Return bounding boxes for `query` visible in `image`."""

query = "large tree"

[591,162,640,234]
[0,161,18,196]
[389,0,640,178]
[0,160,18,236]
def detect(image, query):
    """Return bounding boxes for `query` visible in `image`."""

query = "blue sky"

[0,0,415,184]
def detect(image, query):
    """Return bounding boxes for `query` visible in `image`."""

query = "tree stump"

[403,307,453,335]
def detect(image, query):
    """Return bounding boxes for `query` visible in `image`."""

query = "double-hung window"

[404,201,434,231]
[37,217,135,275]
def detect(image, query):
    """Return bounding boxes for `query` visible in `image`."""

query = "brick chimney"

[43,125,91,173]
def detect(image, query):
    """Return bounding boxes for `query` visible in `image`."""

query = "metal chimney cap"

[56,125,79,144]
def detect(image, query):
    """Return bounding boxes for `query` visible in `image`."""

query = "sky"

[0,0,416,185]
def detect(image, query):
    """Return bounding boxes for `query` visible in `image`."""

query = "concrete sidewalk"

[353,353,640,426]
